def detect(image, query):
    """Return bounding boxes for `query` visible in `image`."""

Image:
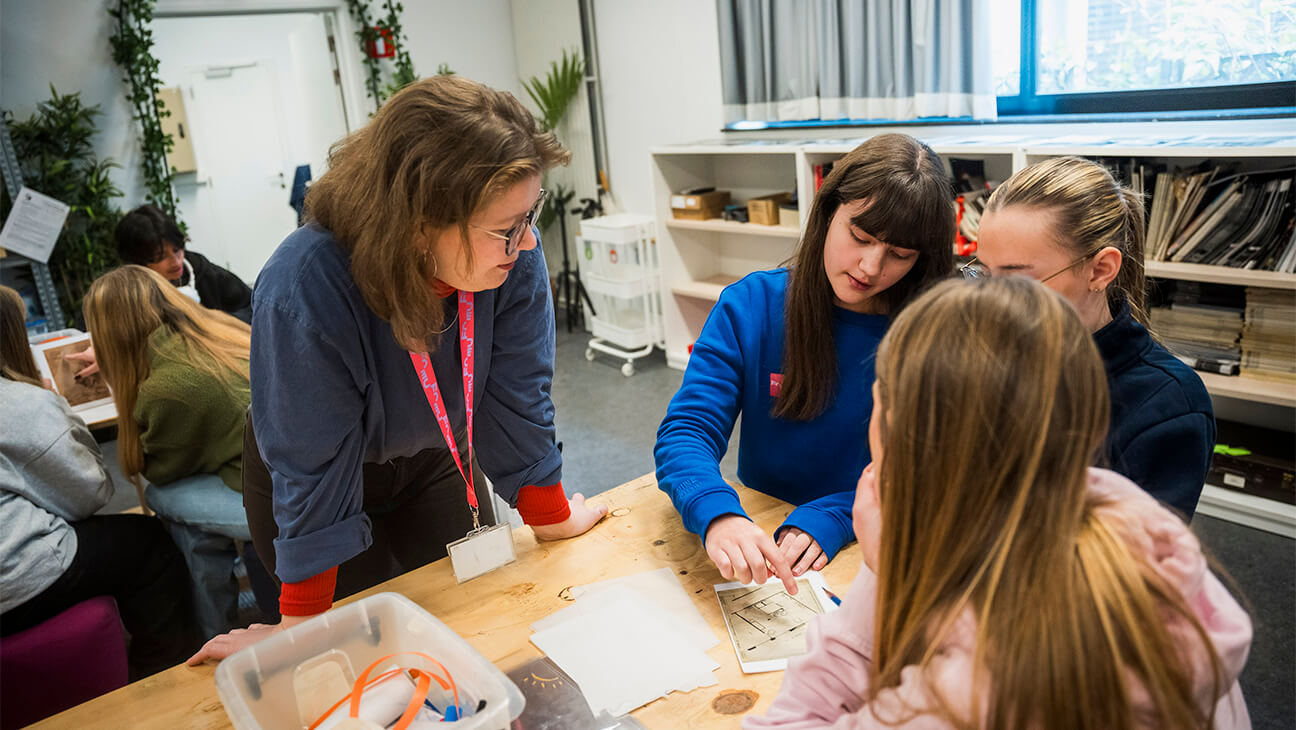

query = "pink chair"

[0,597,129,729]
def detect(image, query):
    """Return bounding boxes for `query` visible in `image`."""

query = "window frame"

[998,0,1296,117]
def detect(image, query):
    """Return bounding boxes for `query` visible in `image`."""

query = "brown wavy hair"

[305,75,570,352]
[869,277,1225,729]
[0,285,41,386]
[775,133,955,421]
[83,266,250,480]
[985,156,1149,326]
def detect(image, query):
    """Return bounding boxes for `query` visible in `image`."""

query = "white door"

[178,64,296,283]
[154,13,350,284]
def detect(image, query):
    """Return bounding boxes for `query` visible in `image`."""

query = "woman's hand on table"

[776,526,828,577]
[530,493,608,541]
[185,613,317,665]
[704,514,797,595]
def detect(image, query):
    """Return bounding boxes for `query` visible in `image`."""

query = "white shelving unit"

[651,133,1296,535]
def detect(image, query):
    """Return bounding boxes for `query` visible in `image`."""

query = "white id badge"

[447,523,516,582]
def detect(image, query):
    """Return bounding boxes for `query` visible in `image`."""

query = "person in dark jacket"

[970,156,1214,519]
[115,204,253,323]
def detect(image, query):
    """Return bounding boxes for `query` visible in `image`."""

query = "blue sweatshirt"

[1096,298,1215,519]
[250,225,561,583]
[655,269,885,562]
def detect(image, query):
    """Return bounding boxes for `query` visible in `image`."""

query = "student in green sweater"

[83,265,270,638]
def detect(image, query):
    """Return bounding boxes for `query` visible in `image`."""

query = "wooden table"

[36,474,863,729]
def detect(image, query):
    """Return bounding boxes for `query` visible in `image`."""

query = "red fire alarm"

[366,26,396,58]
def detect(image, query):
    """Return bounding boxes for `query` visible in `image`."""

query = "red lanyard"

[409,290,479,529]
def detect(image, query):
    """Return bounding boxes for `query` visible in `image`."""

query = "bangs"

[848,175,953,255]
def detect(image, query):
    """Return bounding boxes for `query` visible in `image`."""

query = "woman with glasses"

[655,134,955,594]
[971,156,1213,519]
[189,76,605,663]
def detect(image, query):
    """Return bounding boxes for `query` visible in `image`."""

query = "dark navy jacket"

[250,225,560,583]
[1095,299,1214,518]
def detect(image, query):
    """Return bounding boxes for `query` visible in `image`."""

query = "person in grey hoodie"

[0,374,200,679]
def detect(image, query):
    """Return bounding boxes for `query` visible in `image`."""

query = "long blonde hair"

[82,265,251,478]
[985,156,1149,325]
[869,277,1223,729]
[306,75,570,352]
[0,286,42,386]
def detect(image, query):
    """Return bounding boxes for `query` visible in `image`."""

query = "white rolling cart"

[577,213,664,376]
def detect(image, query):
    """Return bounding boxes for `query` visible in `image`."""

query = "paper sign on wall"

[0,187,70,263]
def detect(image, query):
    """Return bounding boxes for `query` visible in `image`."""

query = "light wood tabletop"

[35,473,863,729]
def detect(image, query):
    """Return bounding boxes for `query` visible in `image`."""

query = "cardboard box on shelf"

[671,190,731,221]
[748,193,793,225]
[778,203,799,229]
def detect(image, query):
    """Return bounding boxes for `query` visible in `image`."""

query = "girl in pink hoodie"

[746,276,1251,730]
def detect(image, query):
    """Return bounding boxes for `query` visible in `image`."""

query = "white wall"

[1,0,146,205]
[400,0,521,99]
[510,0,598,277]
[593,0,725,217]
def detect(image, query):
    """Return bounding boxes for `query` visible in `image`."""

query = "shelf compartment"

[1197,371,1296,408]
[1197,485,1296,538]
[1146,261,1296,290]
[665,218,801,239]
[670,274,742,302]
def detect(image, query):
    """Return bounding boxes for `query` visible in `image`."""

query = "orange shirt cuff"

[279,566,337,617]
[516,483,570,526]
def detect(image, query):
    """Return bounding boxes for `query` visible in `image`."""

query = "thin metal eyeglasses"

[471,189,548,256]
[961,248,1101,284]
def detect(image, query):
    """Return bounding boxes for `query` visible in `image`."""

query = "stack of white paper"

[529,571,719,716]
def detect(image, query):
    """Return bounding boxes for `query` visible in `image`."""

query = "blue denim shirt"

[250,225,561,582]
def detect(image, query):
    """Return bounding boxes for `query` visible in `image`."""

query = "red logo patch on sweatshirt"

[769,373,783,397]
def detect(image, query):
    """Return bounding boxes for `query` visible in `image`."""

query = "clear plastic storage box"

[215,593,525,729]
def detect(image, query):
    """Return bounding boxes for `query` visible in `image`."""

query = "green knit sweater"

[134,327,250,492]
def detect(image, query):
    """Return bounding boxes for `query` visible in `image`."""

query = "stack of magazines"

[1241,288,1296,383]
[1149,282,1245,375]
[1142,165,1295,272]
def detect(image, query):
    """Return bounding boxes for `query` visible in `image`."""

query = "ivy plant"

[345,0,418,107]
[108,0,181,223]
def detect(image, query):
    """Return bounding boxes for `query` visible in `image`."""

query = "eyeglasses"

[471,189,548,257]
[961,248,1100,284]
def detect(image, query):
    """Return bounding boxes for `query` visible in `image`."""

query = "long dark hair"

[775,133,955,421]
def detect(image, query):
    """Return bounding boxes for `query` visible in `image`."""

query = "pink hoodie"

[744,468,1252,729]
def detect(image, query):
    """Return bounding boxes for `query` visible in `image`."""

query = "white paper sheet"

[530,592,719,717]
[0,186,69,263]
[533,568,718,651]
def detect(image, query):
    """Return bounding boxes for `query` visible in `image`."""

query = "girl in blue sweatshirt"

[655,134,955,592]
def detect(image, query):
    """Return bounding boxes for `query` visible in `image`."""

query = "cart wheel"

[621,362,635,377]
[585,347,596,361]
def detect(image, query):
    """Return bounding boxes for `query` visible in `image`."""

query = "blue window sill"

[722,106,1295,132]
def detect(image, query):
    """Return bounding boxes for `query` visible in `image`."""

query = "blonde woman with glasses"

[747,277,1250,730]
[969,156,1213,519]
[190,75,605,664]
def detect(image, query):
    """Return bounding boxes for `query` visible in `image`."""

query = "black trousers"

[0,514,202,680]
[242,415,493,600]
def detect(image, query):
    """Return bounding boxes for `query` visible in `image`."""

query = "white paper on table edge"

[713,570,840,674]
